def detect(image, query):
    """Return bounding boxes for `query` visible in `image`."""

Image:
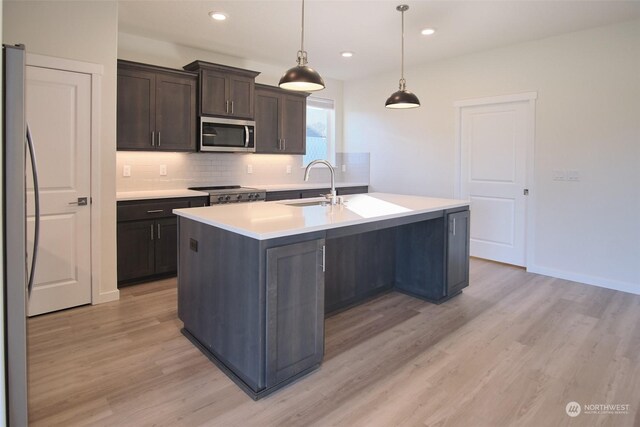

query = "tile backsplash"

[116,152,370,191]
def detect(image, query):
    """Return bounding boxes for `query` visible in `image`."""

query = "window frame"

[303,96,336,167]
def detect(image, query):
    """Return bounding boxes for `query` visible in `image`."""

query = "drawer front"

[265,190,302,202]
[117,199,191,221]
[301,188,330,199]
[337,186,368,196]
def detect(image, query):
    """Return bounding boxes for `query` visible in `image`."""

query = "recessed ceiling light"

[421,28,436,36]
[341,51,354,58]
[209,11,227,21]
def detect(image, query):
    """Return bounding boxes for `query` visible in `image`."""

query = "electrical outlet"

[342,164,347,172]
[567,170,580,182]
[159,165,167,176]
[552,169,565,181]
[123,165,131,177]
[247,164,253,174]
[286,165,292,174]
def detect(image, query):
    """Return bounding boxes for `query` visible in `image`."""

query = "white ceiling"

[118,1,640,80]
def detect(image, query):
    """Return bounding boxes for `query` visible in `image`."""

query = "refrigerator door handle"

[26,124,40,297]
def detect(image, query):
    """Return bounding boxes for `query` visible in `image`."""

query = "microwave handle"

[244,126,249,148]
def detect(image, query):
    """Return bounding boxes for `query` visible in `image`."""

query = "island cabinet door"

[265,239,325,388]
[447,210,471,296]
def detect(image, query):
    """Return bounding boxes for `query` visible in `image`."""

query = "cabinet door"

[156,73,197,151]
[229,74,254,119]
[155,217,178,275]
[447,210,470,295]
[254,90,281,153]
[117,68,155,150]
[281,95,306,154]
[201,69,228,116]
[266,239,325,387]
[117,220,155,283]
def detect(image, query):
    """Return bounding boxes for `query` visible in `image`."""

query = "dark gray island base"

[177,205,469,400]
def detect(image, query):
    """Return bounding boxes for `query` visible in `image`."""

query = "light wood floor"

[28,259,640,426]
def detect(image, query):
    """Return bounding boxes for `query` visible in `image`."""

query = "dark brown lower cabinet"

[154,217,178,274]
[447,210,470,296]
[117,196,208,285]
[265,185,368,202]
[117,220,156,282]
[265,239,325,387]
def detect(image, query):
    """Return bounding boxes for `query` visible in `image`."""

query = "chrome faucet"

[303,159,341,205]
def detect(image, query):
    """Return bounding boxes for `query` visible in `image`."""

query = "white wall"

[4,1,120,303]
[344,20,640,293]
[118,32,345,152]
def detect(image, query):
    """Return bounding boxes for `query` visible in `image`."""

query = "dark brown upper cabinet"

[183,60,260,120]
[254,84,309,154]
[117,60,197,152]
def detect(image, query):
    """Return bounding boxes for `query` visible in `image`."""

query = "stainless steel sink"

[281,200,328,207]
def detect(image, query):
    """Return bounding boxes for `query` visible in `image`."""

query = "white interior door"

[26,65,92,316]
[459,99,533,267]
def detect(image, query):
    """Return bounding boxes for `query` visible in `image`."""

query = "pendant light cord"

[398,5,407,91]
[401,7,404,83]
[301,0,305,52]
[297,0,308,66]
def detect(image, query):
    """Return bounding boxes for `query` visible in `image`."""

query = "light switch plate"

[567,170,580,181]
[247,164,253,174]
[159,165,167,176]
[552,169,565,181]
[286,165,292,174]
[123,165,131,177]
[342,164,347,172]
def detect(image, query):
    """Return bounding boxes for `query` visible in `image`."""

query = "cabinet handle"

[151,131,155,147]
[146,209,164,214]
[158,131,161,147]
[157,223,161,239]
[278,138,282,151]
[225,100,229,114]
[231,101,234,114]
[282,138,286,151]
[150,224,154,240]
[452,217,456,236]
[322,245,326,272]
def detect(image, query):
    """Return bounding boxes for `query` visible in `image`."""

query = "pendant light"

[385,4,420,109]
[279,0,325,92]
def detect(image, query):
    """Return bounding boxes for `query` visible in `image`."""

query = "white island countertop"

[174,193,469,240]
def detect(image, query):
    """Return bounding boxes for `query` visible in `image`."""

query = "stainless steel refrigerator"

[3,44,40,426]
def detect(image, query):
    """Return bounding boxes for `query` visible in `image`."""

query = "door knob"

[68,197,88,206]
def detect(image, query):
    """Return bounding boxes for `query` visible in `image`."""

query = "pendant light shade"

[386,5,420,109]
[279,0,325,92]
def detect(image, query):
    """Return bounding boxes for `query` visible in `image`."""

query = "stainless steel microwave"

[199,117,255,153]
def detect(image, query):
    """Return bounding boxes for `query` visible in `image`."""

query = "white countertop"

[117,189,209,201]
[174,193,469,240]
[260,182,369,192]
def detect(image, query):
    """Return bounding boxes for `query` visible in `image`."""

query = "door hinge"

[523,189,529,196]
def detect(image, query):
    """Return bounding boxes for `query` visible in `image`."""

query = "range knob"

[248,193,254,200]
[236,194,243,200]
[225,195,231,201]
[217,196,224,202]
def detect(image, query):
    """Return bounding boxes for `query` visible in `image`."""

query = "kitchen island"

[174,193,470,399]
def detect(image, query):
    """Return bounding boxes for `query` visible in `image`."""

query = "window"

[303,97,335,165]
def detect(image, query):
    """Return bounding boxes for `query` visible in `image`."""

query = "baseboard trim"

[527,265,640,296]
[93,289,120,304]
